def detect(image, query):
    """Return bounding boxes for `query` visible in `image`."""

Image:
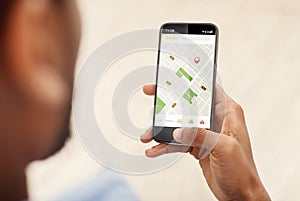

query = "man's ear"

[4,0,68,106]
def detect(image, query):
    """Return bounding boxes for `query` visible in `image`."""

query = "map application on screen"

[154,31,216,129]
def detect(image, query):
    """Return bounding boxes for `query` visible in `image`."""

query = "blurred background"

[26,0,300,200]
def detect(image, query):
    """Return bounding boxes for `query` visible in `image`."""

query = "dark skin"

[0,0,81,200]
[141,84,271,201]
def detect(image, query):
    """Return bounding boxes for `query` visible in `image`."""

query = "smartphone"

[152,23,218,144]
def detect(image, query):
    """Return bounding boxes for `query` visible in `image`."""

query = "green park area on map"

[155,97,166,114]
[176,67,193,82]
[183,88,198,104]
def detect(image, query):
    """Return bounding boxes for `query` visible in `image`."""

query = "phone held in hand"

[152,23,219,144]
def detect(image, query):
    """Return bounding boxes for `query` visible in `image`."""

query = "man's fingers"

[143,84,156,95]
[173,128,208,148]
[140,128,153,143]
[141,127,193,157]
[145,143,191,157]
[173,128,221,159]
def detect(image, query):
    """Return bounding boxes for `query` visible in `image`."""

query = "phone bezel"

[152,23,219,144]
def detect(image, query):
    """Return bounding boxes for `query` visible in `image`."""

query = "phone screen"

[153,23,218,143]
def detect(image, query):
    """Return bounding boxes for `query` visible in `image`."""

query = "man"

[0,0,270,200]
[0,1,80,200]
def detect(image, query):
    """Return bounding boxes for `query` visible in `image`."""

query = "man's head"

[0,0,81,165]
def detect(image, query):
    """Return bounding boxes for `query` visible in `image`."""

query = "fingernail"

[173,128,183,140]
[146,148,156,156]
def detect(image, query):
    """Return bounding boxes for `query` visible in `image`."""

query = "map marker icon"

[194,56,200,64]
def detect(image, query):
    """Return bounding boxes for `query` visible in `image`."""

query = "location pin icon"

[194,57,200,64]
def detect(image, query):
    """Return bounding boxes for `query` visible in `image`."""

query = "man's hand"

[141,84,271,201]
